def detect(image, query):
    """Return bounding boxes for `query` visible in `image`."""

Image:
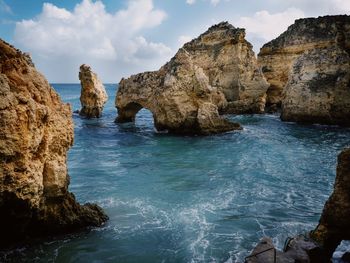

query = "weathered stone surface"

[116,22,268,135]
[280,46,350,125]
[0,39,108,248]
[79,64,108,118]
[258,15,350,111]
[311,148,350,259]
[246,236,322,263]
[245,237,294,263]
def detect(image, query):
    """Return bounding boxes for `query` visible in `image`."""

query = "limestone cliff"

[0,40,108,248]
[281,46,350,125]
[79,64,108,118]
[116,22,268,135]
[311,148,350,259]
[258,15,350,112]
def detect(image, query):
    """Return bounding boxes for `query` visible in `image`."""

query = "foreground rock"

[0,40,108,248]
[281,46,350,125]
[311,148,350,259]
[258,15,350,114]
[116,22,268,135]
[245,236,322,263]
[247,148,350,262]
[79,64,108,118]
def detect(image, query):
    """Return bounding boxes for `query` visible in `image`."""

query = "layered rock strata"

[258,15,350,114]
[281,46,350,125]
[79,64,108,118]
[0,40,108,248]
[116,22,269,135]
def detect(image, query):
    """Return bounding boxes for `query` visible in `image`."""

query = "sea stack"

[79,64,108,118]
[0,40,108,248]
[116,22,268,135]
[258,15,350,119]
[311,148,350,260]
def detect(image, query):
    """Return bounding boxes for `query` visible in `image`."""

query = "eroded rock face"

[0,40,108,248]
[79,64,108,118]
[311,148,350,259]
[281,46,350,125]
[258,15,350,112]
[116,22,268,135]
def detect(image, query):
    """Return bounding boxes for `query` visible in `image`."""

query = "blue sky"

[0,0,349,83]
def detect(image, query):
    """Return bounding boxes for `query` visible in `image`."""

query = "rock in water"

[311,148,350,259]
[116,22,268,135]
[79,64,108,118]
[258,15,350,114]
[281,46,350,125]
[0,40,108,248]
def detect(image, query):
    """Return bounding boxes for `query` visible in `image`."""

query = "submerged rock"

[116,22,268,135]
[79,64,108,118]
[258,15,350,115]
[0,40,108,248]
[311,148,350,259]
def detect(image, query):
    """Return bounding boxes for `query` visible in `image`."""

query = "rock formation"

[247,148,350,262]
[281,46,350,125]
[0,40,108,248]
[311,148,350,260]
[116,22,268,135]
[79,64,108,118]
[258,15,350,114]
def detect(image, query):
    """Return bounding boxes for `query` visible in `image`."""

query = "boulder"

[258,15,350,112]
[79,64,108,118]
[0,40,108,248]
[116,22,269,135]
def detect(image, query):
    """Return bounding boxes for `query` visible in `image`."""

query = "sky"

[0,0,349,83]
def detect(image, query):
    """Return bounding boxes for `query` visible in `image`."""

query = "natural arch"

[116,102,144,123]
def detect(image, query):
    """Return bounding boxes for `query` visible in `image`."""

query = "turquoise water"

[3,84,350,262]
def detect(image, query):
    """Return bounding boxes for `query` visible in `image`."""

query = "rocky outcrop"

[258,15,350,112]
[311,148,350,259]
[79,64,108,118]
[116,22,268,135]
[247,148,350,262]
[281,46,350,125]
[245,236,322,263]
[0,40,108,248]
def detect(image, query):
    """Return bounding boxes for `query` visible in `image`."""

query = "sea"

[2,84,350,263]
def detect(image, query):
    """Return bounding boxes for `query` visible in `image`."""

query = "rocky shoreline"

[0,14,350,261]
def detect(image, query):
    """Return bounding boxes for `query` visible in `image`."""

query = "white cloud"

[235,8,305,52]
[14,0,171,82]
[186,0,196,5]
[210,0,220,6]
[185,0,224,6]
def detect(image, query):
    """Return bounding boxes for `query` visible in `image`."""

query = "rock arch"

[115,22,271,135]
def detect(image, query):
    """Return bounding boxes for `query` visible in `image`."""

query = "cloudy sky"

[0,0,349,83]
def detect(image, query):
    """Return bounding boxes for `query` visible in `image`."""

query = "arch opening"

[116,102,143,123]
[116,102,156,132]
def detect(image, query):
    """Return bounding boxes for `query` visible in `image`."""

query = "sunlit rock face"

[79,64,108,118]
[311,148,350,259]
[281,46,350,126]
[258,15,350,115]
[116,22,268,135]
[0,39,108,248]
